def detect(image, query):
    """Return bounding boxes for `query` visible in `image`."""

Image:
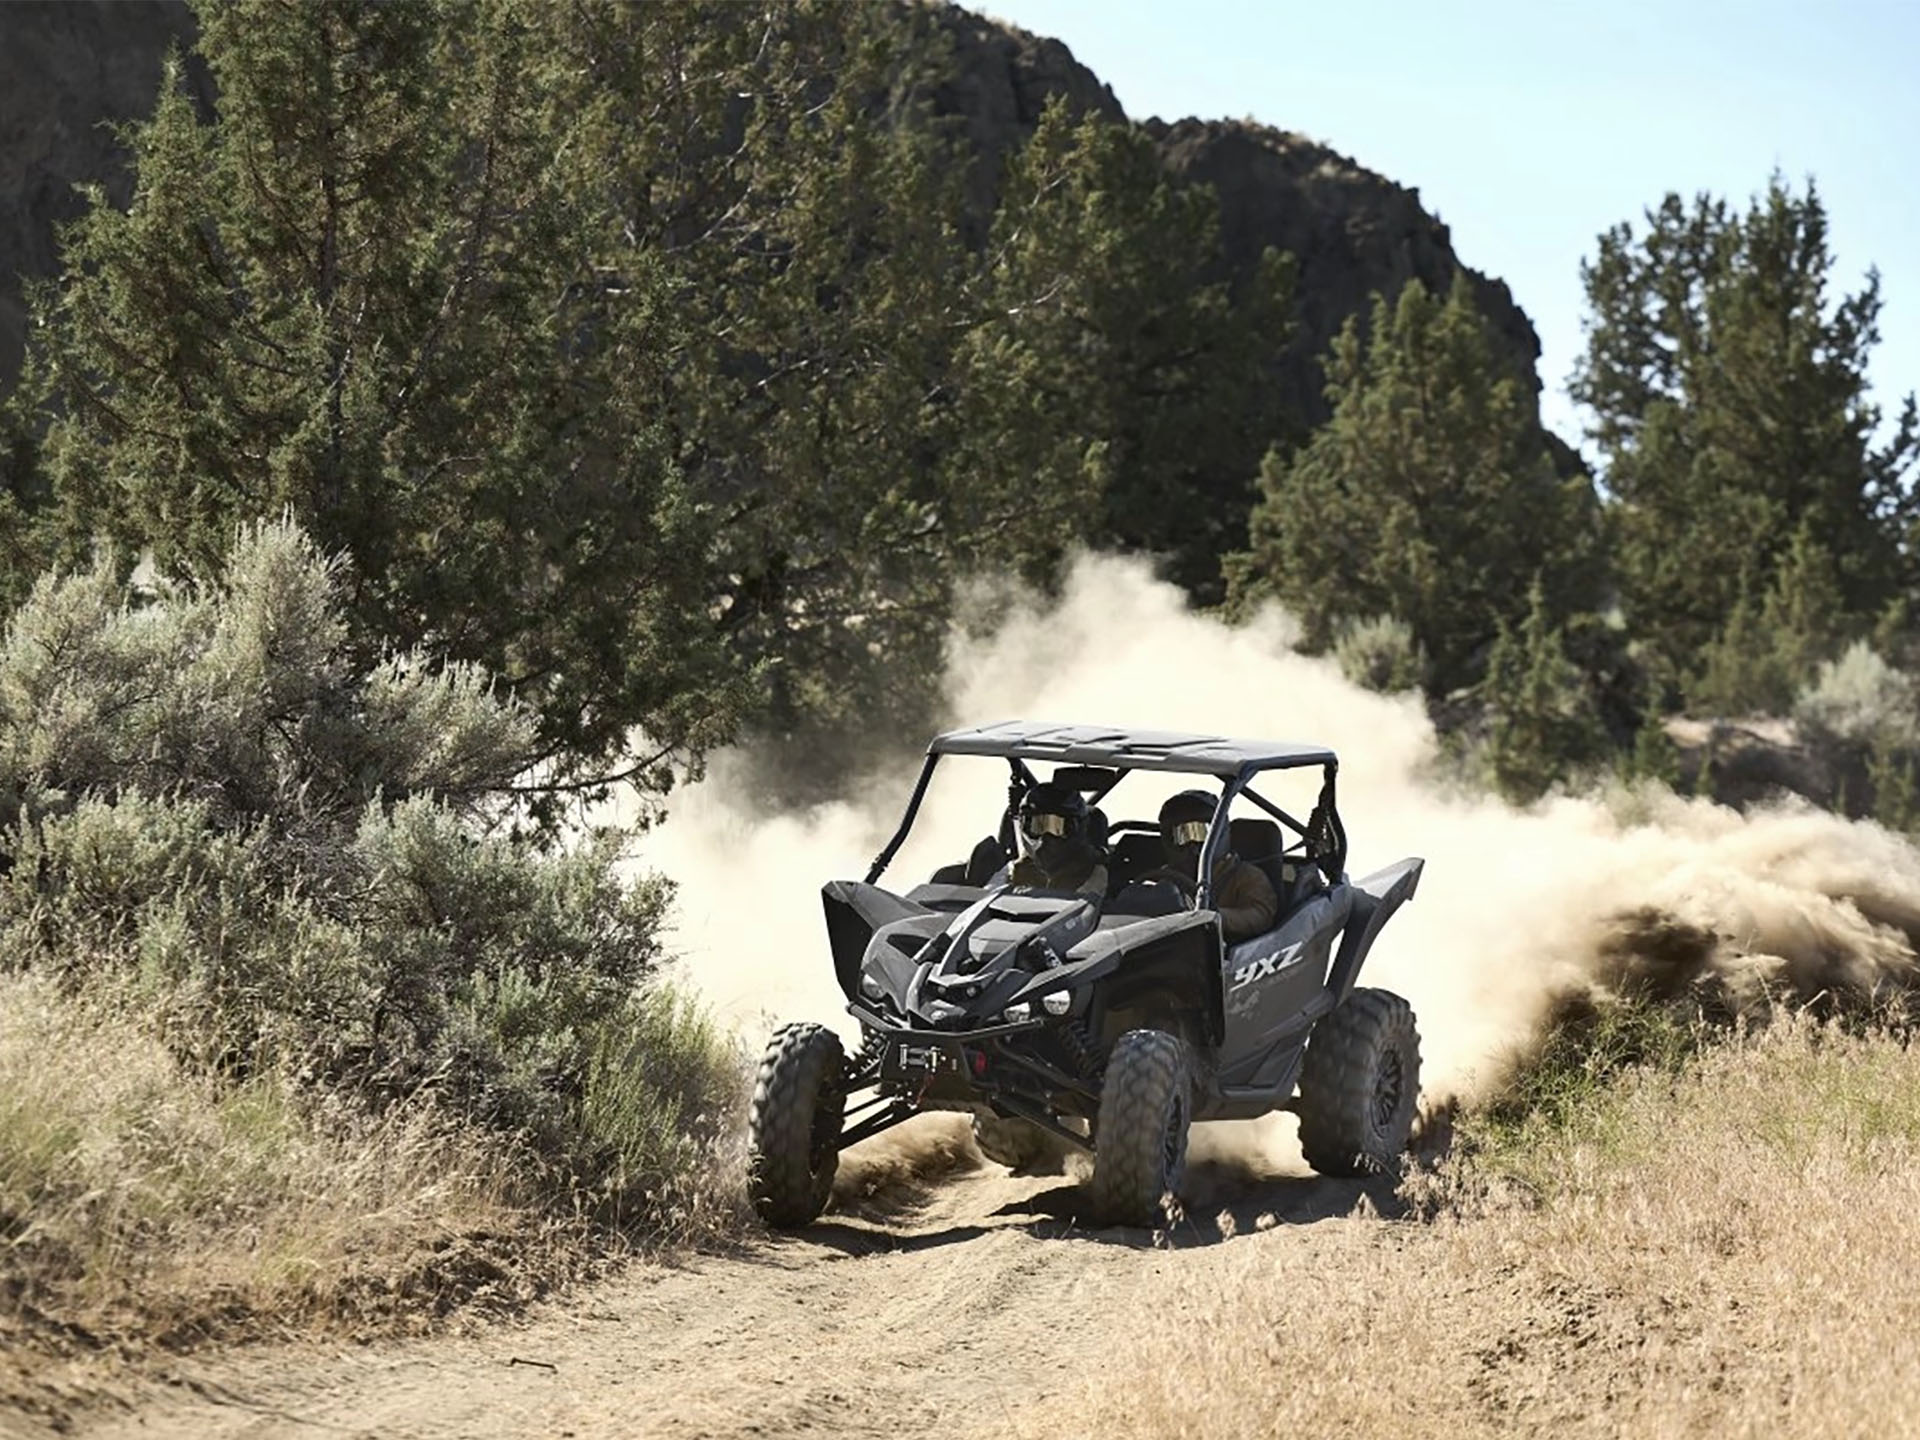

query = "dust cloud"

[635,554,1920,1113]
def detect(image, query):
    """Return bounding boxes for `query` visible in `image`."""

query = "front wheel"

[1296,988,1420,1177]
[747,1023,846,1227]
[1089,1029,1190,1226]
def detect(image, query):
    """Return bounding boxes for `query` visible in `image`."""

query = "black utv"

[746,721,1425,1228]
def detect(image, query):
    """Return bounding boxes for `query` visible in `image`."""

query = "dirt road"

[21,1121,1394,1440]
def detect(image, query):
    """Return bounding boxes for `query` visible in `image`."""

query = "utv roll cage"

[865,720,1350,907]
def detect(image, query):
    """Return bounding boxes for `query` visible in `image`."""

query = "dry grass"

[1033,1017,1920,1439]
[0,974,746,1357]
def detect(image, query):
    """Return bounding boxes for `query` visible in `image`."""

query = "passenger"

[1006,783,1108,897]
[1146,790,1277,941]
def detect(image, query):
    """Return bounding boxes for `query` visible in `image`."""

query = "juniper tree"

[1231,274,1603,693]
[1483,579,1607,803]
[17,0,1308,798]
[1571,176,1920,673]
[949,99,1294,603]
[21,0,745,800]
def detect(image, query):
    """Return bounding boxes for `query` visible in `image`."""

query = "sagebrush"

[0,520,747,1343]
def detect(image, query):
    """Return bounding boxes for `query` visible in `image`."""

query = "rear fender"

[1325,857,1424,1001]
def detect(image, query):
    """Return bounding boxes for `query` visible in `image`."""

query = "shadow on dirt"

[802,1221,999,1258]
[785,1111,1436,1258]
[992,1162,1404,1248]
[799,1160,1404,1258]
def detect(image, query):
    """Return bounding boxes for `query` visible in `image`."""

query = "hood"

[865,889,1099,1029]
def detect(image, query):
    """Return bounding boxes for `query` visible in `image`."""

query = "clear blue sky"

[969,0,1920,458]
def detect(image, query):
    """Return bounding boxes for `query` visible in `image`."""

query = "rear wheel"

[1089,1029,1190,1226]
[747,1023,846,1227]
[1296,988,1420,1177]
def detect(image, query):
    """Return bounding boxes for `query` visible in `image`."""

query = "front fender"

[1071,912,1223,1045]
[823,880,931,1001]
[1325,857,1424,1000]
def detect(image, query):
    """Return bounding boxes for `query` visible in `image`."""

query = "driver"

[1006,783,1108,896]
[1145,790,1277,941]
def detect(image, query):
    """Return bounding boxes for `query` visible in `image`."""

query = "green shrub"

[1688,524,1848,718]
[0,520,737,1221]
[1480,998,1701,1140]
[1794,640,1919,747]
[1332,614,1428,693]
[1481,580,1607,803]
[1791,641,1920,831]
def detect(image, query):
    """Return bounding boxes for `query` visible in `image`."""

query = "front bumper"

[845,1001,1095,1104]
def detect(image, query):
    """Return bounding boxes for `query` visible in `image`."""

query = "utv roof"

[929,721,1336,777]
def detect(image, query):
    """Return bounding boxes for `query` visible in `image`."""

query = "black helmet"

[1017,782,1093,875]
[1159,789,1216,851]
[1018,782,1089,846]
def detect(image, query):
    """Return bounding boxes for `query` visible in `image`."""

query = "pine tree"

[1571,176,1919,672]
[1229,275,1604,693]
[21,0,746,793]
[1626,702,1681,787]
[1688,586,1780,717]
[1687,521,1847,715]
[1483,580,1607,803]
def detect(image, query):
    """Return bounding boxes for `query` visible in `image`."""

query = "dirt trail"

[28,1123,1394,1440]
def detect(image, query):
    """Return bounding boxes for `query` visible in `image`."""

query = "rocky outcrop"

[1666,716,1875,818]
[1150,118,1545,431]
[928,6,1123,239]
[0,0,1557,453]
[0,1,199,388]
[923,16,1553,435]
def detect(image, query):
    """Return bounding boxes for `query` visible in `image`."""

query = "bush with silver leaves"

[0,520,731,1210]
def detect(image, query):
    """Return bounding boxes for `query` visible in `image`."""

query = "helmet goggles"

[1022,810,1073,839]
[1168,818,1210,848]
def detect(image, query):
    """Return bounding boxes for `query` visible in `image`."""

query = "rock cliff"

[1150,117,1545,428]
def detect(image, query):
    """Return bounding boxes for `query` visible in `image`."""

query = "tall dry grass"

[0,974,748,1351]
[1032,1017,1920,1439]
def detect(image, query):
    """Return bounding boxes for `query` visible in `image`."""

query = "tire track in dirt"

[41,1124,1396,1440]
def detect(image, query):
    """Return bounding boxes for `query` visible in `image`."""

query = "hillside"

[0,0,1555,445]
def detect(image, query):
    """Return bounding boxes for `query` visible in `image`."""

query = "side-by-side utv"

[746,721,1425,1228]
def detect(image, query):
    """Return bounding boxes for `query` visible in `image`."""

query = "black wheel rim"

[808,1079,842,1175]
[1161,1092,1188,1187]
[1373,1046,1405,1133]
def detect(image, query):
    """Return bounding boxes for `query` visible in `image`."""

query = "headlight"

[1002,1002,1032,1022]
[1041,991,1072,1016]
[860,972,885,1001]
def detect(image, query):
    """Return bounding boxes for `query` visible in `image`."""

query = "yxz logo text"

[1230,952,1292,991]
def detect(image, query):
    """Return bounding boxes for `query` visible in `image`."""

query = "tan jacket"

[1210,855,1279,940]
[1008,857,1109,897]
[1145,853,1278,940]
